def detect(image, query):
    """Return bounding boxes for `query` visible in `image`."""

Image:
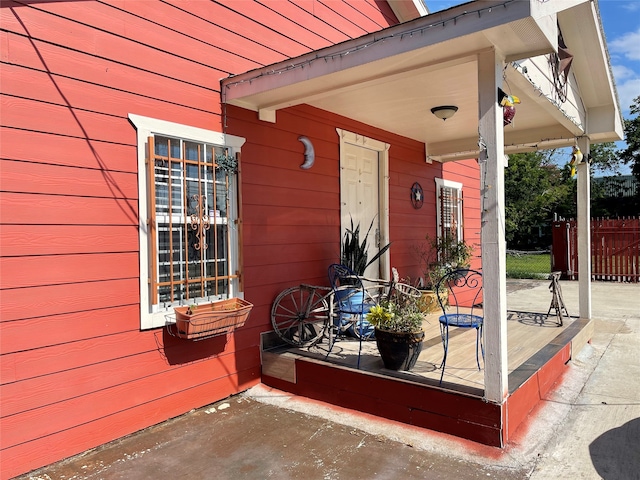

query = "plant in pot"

[413,233,473,313]
[367,285,425,371]
[335,217,392,337]
[340,217,391,277]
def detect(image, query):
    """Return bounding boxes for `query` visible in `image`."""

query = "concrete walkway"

[17,280,640,480]
[522,280,640,479]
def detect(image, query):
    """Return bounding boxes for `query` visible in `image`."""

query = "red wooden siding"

[0,128,136,171]
[226,102,449,298]
[442,159,483,305]
[443,160,482,269]
[0,1,402,478]
[263,357,503,447]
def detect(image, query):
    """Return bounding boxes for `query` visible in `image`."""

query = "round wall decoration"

[411,182,424,209]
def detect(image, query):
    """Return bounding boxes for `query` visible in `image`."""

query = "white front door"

[338,129,390,279]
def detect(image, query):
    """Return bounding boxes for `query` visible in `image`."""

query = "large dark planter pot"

[374,328,425,371]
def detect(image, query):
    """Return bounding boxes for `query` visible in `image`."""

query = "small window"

[435,178,463,243]
[130,115,245,329]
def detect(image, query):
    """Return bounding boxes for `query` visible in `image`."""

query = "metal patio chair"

[435,268,484,385]
[327,263,388,368]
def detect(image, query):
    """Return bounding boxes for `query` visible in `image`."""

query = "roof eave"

[387,0,428,22]
[221,0,545,109]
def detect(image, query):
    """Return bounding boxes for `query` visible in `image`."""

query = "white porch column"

[478,49,508,403]
[576,136,591,319]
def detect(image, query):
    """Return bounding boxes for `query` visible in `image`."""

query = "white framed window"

[435,178,463,243]
[130,114,245,329]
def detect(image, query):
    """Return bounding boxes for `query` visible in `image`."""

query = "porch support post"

[478,49,508,404]
[576,136,591,319]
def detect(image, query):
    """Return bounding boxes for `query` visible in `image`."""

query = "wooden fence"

[551,217,639,283]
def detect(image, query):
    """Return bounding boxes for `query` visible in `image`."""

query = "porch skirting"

[261,318,592,447]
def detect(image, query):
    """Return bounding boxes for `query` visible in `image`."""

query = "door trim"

[336,128,391,279]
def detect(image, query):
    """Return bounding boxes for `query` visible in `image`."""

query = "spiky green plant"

[340,217,391,275]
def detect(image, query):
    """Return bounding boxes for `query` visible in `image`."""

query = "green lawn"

[506,253,551,279]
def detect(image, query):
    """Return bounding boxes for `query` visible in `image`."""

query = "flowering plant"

[367,287,424,333]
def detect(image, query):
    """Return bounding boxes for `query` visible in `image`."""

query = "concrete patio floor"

[16,279,640,480]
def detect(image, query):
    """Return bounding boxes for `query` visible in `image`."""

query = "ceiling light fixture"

[431,105,458,121]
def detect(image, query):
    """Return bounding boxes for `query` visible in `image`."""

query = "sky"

[598,0,640,116]
[424,0,639,174]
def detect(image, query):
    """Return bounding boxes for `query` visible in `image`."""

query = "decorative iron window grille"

[147,135,237,308]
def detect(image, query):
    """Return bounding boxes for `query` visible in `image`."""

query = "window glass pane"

[155,136,169,157]
[217,279,229,296]
[170,139,180,159]
[184,141,201,161]
[438,184,462,242]
[150,135,236,307]
[170,163,182,214]
[156,136,181,159]
[155,165,169,215]
[185,162,199,180]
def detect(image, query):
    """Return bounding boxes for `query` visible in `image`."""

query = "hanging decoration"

[498,87,520,126]
[411,182,424,209]
[510,62,582,129]
[503,105,516,126]
[549,26,573,103]
[569,145,583,178]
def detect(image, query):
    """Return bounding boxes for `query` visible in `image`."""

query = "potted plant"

[413,233,473,313]
[367,285,425,371]
[340,216,391,277]
[335,217,392,337]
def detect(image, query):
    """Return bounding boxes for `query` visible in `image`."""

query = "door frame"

[336,128,390,279]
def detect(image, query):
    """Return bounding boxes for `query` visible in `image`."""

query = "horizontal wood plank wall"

[226,102,442,304]
[443,160,483,305]
[0,1,401,477]
[443,159,482,269]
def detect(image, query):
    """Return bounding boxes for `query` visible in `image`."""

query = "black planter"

[374,328,425,371]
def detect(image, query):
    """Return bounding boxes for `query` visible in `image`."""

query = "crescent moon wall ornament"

[298,136,315,169]
[411,182,424,209]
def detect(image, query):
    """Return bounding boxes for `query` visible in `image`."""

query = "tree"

[505,152,571,249]
[619,95,640,180]
[589,142,623,175]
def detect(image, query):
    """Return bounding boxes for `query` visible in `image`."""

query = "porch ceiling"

[221,0,623,161]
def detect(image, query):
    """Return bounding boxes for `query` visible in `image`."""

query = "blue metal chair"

[435,268,484,385]
[327,263,384,368]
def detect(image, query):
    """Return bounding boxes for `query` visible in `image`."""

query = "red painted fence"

[552,218,640,283]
